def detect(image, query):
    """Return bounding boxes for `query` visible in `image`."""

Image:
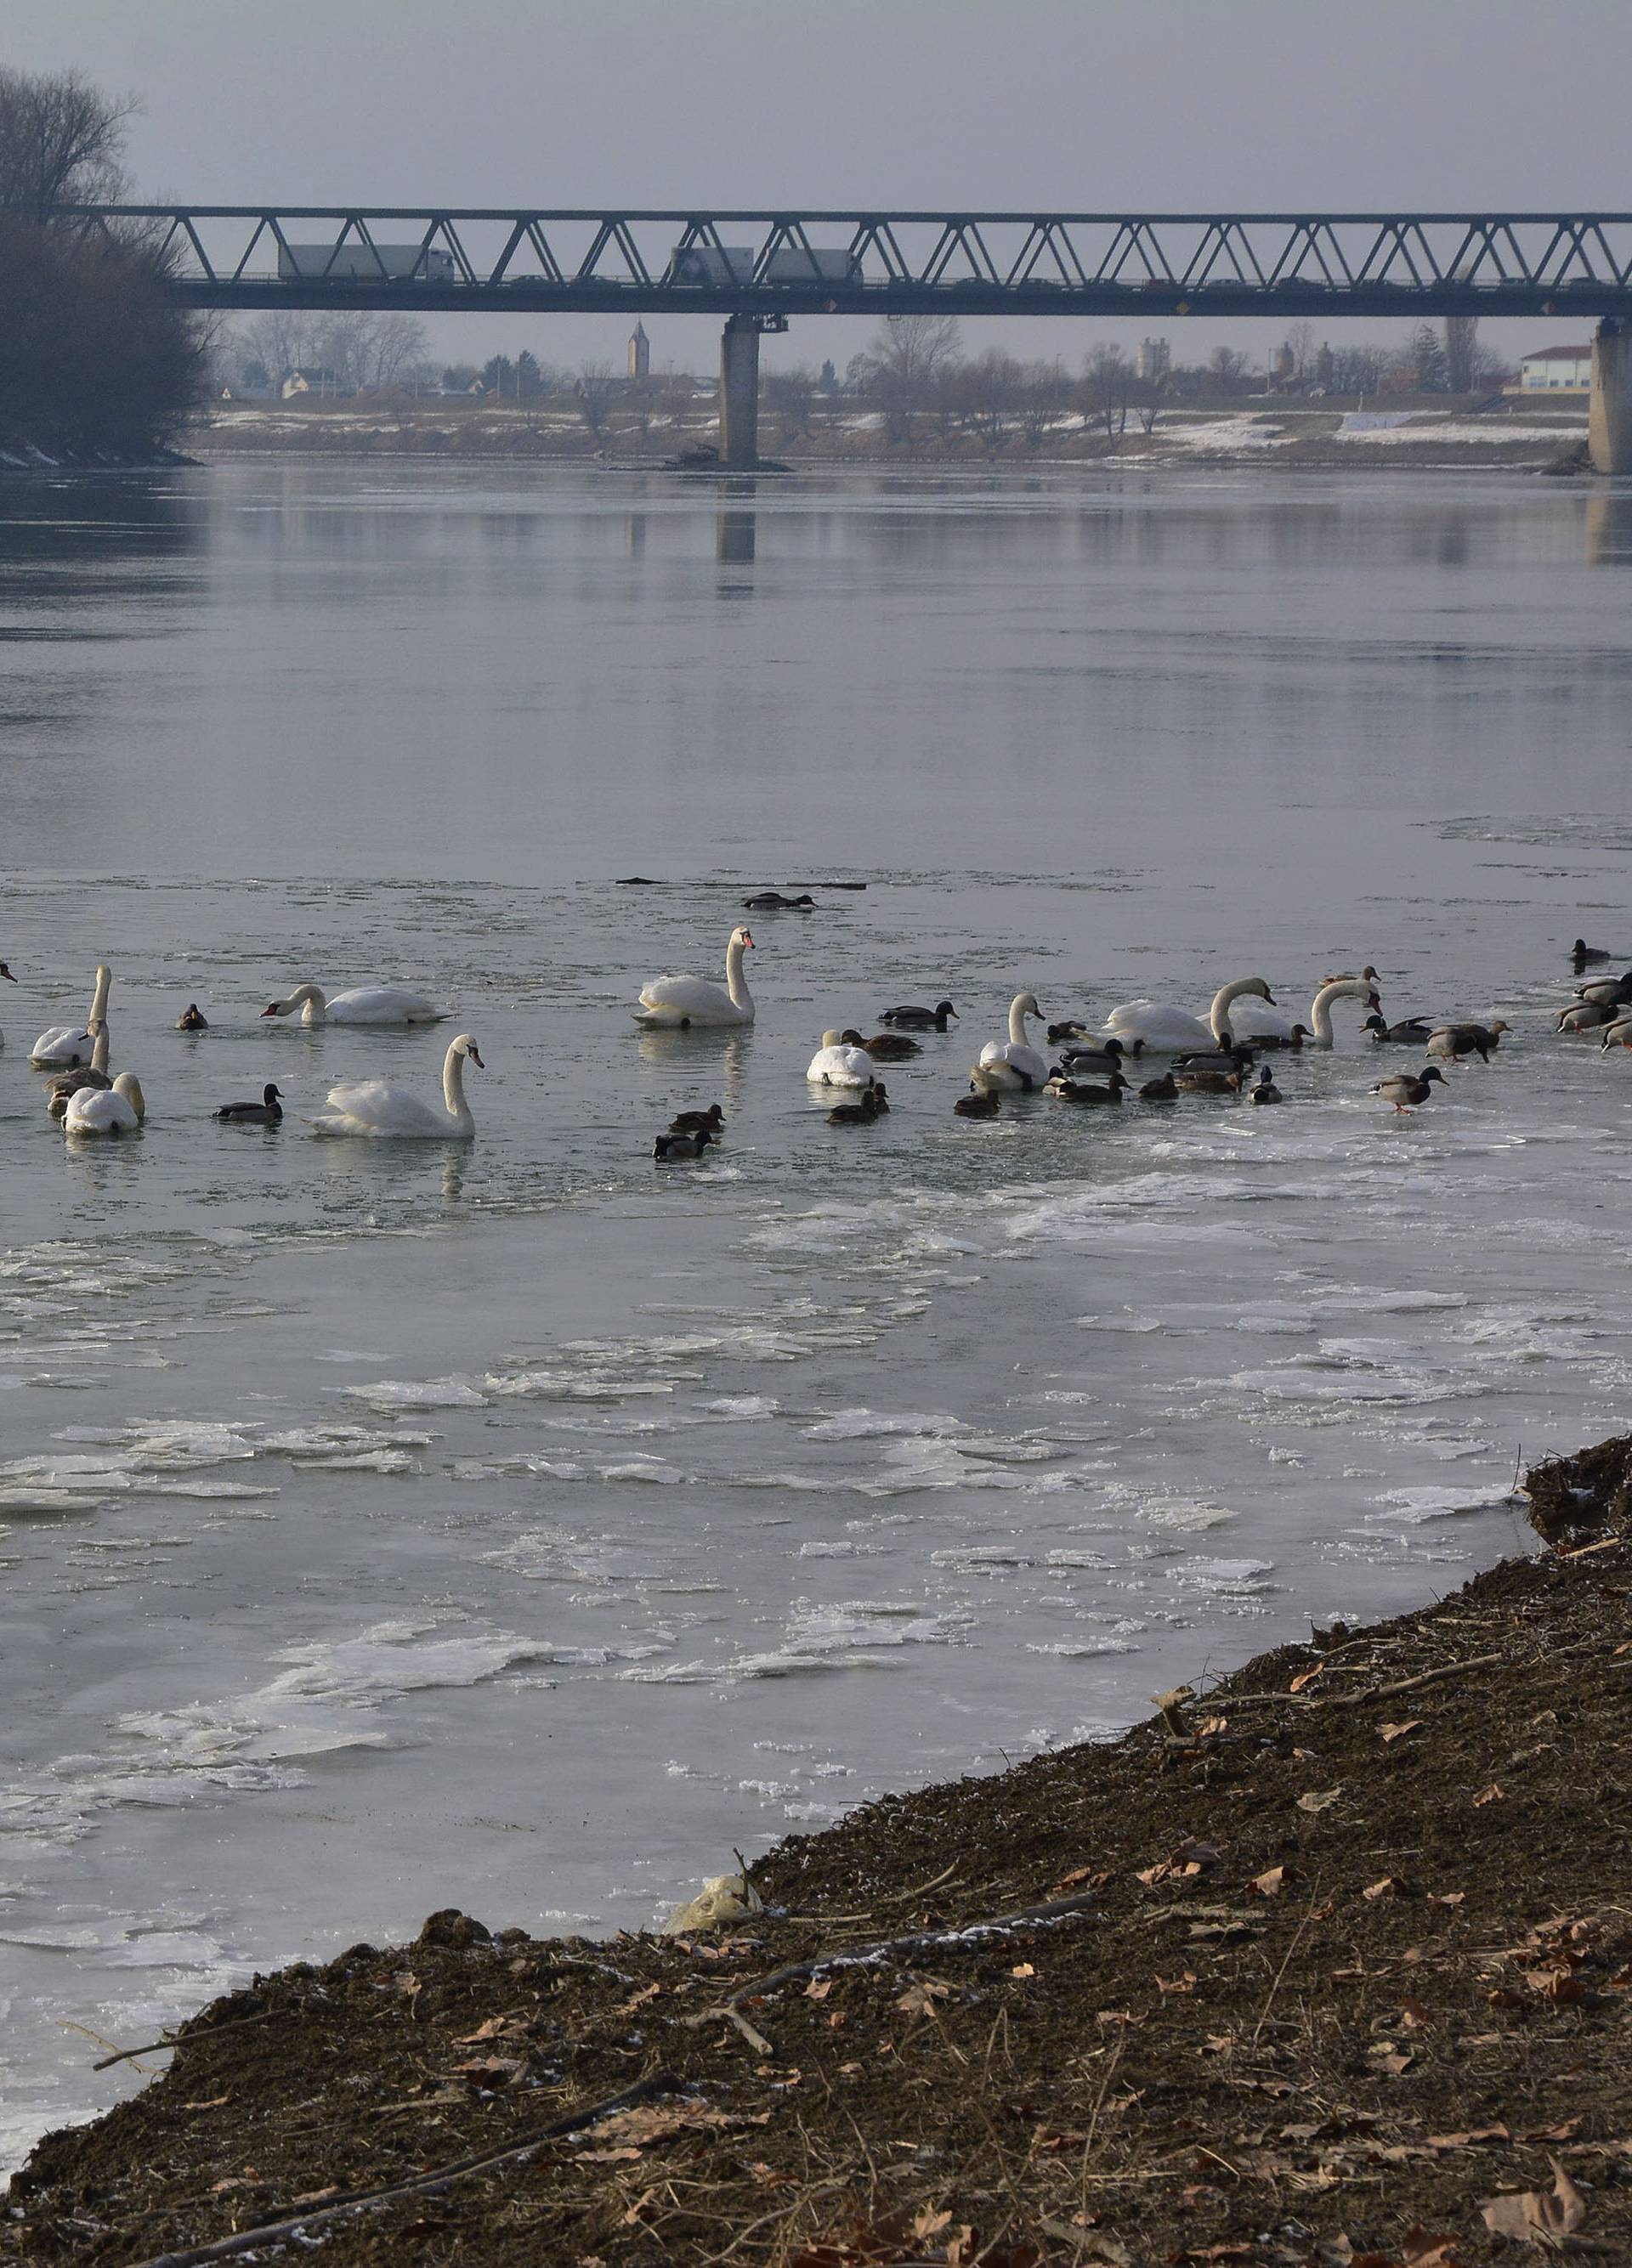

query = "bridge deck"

[47,207,1632,319]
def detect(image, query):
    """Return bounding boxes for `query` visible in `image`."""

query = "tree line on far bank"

[0,68,206,461]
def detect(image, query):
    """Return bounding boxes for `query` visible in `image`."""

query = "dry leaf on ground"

[1480,2158,1587,2244]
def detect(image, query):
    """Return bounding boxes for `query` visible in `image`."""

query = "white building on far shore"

[1516,343,1592,391]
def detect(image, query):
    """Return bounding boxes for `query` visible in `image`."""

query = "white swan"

[634,926,755,1027]
[65,1071,144,1136]
[1102,977,1274,1055]
[309,1033,484,1138]
[977,992,1049,1090]
[1230,977,1379,1049]
[47,1020,111,1117]
[807,1030,876,1087]
[262,982,444,1027]
[32,963,111,1066]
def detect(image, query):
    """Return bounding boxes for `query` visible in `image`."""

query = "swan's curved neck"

[726,937,753,1010]
[1008,996,1032,1046]
[88,966,111,1027]
[1210,977,1263,1044]
[89,1022,110,1077]
[443,1044,474,1128]
[1307,978,1367,1047]
[294,984,327,1023]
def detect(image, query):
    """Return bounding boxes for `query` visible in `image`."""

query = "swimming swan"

[634,926,755,1027]
[1231,977,1379,1049]
[1102,976,1274,1055]
[807,1030,876,1086]
[65,1071,144,1135]
[262,983,444,1026]
[46,1020,111,1117]
[309,1034,484,1138]
[33,964,111,1066]
[977,993,1048,1090]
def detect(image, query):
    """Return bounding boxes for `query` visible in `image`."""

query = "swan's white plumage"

[976,992,1048,1089]
[264,983,443,1027]
[33,964,111,1065]
[65,1072,143,1135]
[635,927,755,1027]
[1230,978,1374,1048]
[806,1031,876,1086]
[1102,977,1274,1053]
[309,1034,483,1138]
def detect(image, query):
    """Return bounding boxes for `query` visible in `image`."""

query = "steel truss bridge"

[46,206,1632,319]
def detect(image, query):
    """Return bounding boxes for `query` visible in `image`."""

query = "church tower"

[628,322,650,380]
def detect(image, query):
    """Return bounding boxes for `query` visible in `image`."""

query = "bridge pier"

[718,314,788,470]
[1590,319,1632,475]
[719,315,762,468]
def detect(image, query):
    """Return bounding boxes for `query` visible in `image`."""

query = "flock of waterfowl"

[631,920,1538,1156]
[0,919,1595,1149]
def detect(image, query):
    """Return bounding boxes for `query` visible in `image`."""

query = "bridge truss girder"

[45,206,1632,319]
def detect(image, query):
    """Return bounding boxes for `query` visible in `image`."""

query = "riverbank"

[8,1439,1630,2268]
[195,399,1590,473]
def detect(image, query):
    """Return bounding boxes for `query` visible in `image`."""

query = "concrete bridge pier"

[1590,319,1632,474]
[719,313,788,469]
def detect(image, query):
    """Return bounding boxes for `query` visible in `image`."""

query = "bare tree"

[765,366,817,447]
[1017,359,1069,449]
[242,309,318,387]
[1204,346,1251,398]
[855,313,962,445]
[1442,315,1503,396]
[955,350,1022,452]
[1079,345,1134,438]
[0,67,134,220]
[1327,341,1387,397]
[575,360,615,444]
[1132,371,1169,435]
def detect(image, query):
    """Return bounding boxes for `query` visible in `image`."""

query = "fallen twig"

[93,2011,277,2073]
[680,1886,1101,2033]
[1368,1651,1505,1700]
[122,2069,675,2268]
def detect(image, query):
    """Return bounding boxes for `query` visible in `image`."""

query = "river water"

[2,460,1630,2165]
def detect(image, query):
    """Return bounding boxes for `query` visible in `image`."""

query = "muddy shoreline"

[8,1440,1631,2266]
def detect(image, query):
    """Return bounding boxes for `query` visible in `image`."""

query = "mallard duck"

[828,1089,881,1125]
[1057,1038,1128,1076]
[742,891,814,910]
[1046,1070,1128,1105]
[1139,1072,1178,1101]
[1322,964,1380,986]
[1573,972,1632,1008]
[1249,1066,1283,1105]
[214,1083,283,1124]
[856,1030,921,1060]
[654,1126,716,1160]
[1364,1013,1434,1045]
[1374,1065,1447,1112]
[1559,999,1616,1034]
[669,1104,725,1136]
[1598,1015,1632,1053]
[176,1003,208,1032]
[879,999,957,1030]
[1173,1041,1255,1077]
[1572,938,1612,966]
[954,1087,1000,1117]
[1046,1020,1095,1044]
[1426,1021,1509,1063]
[1250,1022,1311,1051]
[1176,1065,1246,1094]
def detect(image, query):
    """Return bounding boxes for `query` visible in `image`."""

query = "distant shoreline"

[191,399,1591,477]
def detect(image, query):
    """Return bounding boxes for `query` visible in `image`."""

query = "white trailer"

[277,243,456,284]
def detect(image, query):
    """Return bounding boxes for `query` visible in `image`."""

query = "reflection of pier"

[716,480,757,565]
[1584,489,1632,564]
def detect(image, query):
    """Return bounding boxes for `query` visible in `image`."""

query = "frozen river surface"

[2,461,1631,2163]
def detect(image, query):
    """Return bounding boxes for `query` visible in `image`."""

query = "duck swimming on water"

[215,1083,283,1124]
[176,1004,208,1031]
[878,999,957,1030]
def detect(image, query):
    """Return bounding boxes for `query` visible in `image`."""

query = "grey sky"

[8,0,1629,375]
